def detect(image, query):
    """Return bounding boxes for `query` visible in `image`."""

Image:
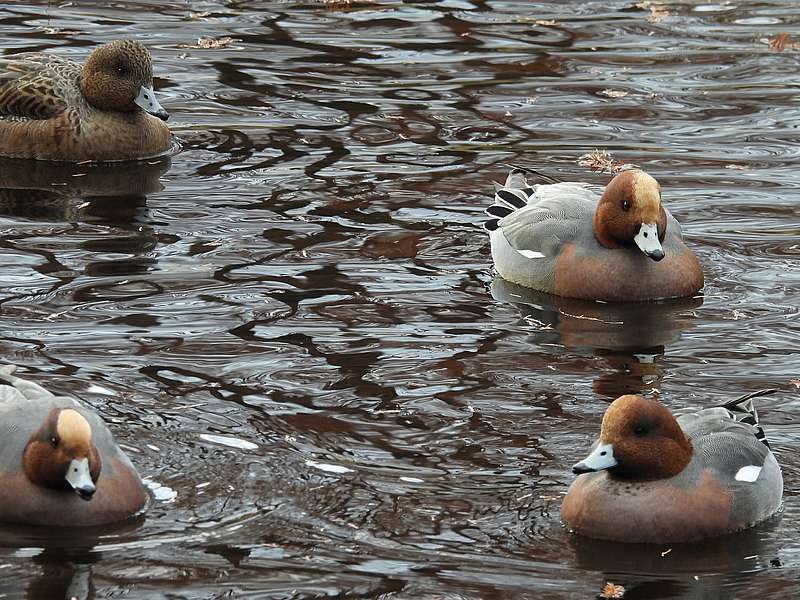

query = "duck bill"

[135,85,169,121]
[572,442,617,474]
[634,223,664,261]
[65,457,96,501]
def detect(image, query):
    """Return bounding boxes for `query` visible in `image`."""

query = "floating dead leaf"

[790,379,800,388]
[41,27,82,35]
[325,0,375,8]
[725,164,748,170]
[768,32,791,52]
[181,36,236,49]
[598,581,625,599]
[721,309,747,321]
[636,1,670,23]
[578,150,626,174]
[599,89,629,99]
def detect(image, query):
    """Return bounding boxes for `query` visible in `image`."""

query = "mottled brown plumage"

[0,40,172,161]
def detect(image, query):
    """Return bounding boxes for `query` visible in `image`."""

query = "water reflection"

[0,157,169,224]
[491,276,703,397]
[568,518,782,599]
[26,555,93,600]
[0,158,171,306]
[1,0,798,598]
[0,517,144,600]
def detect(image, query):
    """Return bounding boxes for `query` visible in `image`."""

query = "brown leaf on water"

[325,0,375,9]
[790,379,800,388]
[41,27,82,35]
[598,581,626,599]
[764,32,800,51]
[578,150,626,174]
[768,32,790,52]
[636,1,670,23]
[181,36,236,49]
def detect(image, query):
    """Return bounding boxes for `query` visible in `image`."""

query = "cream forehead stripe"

[630,171,661,208]
[56,409,92,448]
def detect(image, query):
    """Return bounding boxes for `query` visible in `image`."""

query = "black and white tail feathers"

[504,164,562,185]
[484,167,559,232]
[722,389,777,449]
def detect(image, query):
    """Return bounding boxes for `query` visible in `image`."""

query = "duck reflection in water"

[0,516,145,600]
[0,156,169,224]
[568,518,781,600]
[490,276,703,398]
[0,157,171,285]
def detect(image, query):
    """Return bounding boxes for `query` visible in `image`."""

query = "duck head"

[573,395,692,480]
[80,40,169,121]
[23,408,101,500]
[592,170,667,261]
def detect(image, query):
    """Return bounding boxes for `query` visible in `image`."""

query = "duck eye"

[50,436,58,448]
[622,200,630,212]
[116,65,127,76]
[633,425,646,436]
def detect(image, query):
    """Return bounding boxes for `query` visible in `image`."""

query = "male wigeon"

[0,365,148,526]
[561,392,783,543]
[0,40,171,161]
[484,167,704,301]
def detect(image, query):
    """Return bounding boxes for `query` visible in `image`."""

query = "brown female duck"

[0,40,171,161]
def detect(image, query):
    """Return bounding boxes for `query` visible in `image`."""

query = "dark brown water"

[1,1,799,598]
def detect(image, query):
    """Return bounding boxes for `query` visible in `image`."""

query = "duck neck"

[592,204,624,249]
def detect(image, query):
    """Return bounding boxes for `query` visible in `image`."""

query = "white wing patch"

[735,465,762,482]
[516,248,546,259]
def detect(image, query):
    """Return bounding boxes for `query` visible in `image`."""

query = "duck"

[0,365,148,526]
[0,40,171,162]
[561,392,783,543]
[484,167,704,301]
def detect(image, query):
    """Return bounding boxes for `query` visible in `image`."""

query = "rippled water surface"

[1,1,799,598]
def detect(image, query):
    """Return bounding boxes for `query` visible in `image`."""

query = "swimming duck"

[485,167,704,301]
[0,365,148,526]
[561,392,783,543]
[0,40,171,161]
